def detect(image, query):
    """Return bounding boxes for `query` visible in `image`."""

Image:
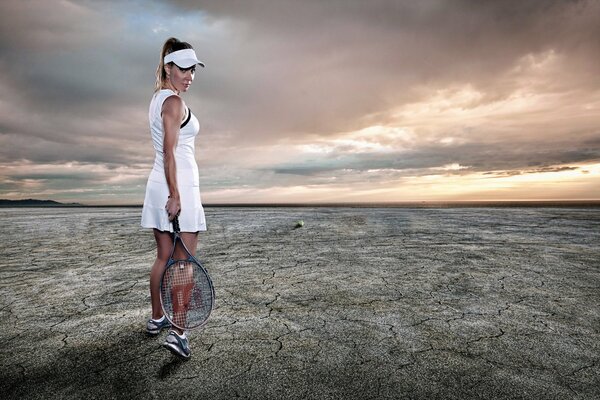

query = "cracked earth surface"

[0,207,599,399]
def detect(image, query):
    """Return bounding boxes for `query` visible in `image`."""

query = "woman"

[141,37,207,360]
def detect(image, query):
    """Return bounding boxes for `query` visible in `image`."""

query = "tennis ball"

[295,220,304,228]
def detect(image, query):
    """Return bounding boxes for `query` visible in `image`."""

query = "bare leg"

[152,231,199,334]
[176,231,199,257]
[150,229,175,320]
[171,261,195,330]
[172,232,198,335]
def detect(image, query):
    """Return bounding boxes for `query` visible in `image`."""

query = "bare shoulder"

[162,94,185,116]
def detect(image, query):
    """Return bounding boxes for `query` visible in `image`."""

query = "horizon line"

[2,199,600,208]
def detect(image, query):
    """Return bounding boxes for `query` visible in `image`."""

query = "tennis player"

[141,37,207,359]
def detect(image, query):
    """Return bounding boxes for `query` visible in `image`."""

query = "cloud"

[268,141,600,176]
[166,0,600,139]
[0,0,599,203]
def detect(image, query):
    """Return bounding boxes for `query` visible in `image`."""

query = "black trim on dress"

[180,107,192,128]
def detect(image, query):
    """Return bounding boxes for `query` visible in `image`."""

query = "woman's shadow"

[158,354,187,379]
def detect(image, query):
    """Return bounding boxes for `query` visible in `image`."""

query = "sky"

[1,0,599,205]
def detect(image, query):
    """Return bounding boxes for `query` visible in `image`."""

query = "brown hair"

[155,37,194,91]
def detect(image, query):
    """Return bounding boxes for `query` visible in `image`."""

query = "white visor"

[164,49,205,68]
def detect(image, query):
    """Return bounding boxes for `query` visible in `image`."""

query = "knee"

[155,251,171,265]
[153,256,169,268]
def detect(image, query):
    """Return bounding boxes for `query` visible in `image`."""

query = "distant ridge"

[0,199,83,207]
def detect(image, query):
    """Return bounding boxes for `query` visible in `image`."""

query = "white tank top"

[148,89,200,183]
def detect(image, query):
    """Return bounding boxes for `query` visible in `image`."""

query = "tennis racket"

[160,216,215,330]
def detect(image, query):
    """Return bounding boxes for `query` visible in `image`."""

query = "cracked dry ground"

[0,207,599,400]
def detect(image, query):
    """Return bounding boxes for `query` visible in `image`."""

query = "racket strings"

[161,259,214,330]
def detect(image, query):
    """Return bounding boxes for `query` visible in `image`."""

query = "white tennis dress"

[141,89,207,232]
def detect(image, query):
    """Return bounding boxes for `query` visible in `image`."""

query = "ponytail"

[155,37,194,92]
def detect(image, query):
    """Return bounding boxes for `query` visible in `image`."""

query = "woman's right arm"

[162,95,185,221]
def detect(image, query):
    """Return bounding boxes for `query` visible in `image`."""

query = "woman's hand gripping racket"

[160,216,215,330]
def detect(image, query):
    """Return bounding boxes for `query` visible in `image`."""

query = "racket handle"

[173,216,180,233]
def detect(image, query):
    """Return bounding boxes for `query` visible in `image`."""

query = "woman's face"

[166,63,196,93]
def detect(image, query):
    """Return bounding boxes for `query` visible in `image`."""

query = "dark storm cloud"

[167,0,600,138]
[270,138,600,176]
[2,0,599,148]
[486,166,580,178]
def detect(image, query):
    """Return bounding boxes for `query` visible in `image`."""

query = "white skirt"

[141,168,206,232]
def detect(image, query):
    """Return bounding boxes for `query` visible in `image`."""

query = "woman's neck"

[161,83,179,95]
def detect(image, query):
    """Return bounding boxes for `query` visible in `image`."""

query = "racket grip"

[173,216,180,233]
